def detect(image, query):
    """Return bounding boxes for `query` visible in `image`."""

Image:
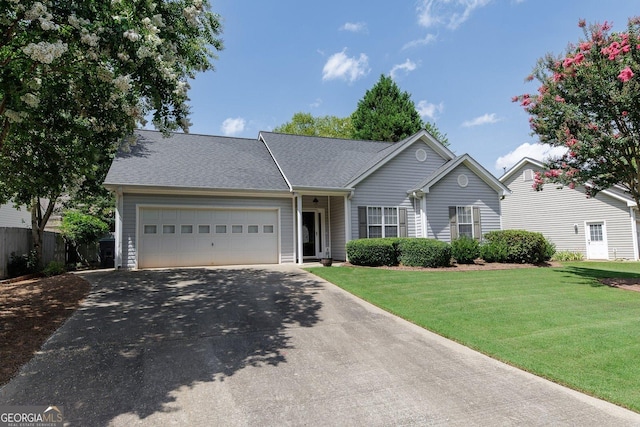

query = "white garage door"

[138,207,279,268]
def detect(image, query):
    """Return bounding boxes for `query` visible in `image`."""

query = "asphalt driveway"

[1,265,639,426]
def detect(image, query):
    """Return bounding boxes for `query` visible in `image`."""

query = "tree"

[273,112,353,138]
[351,74,424,142]
[513,18,640,207]
[59,210,109,266]
[424,121,449,147]
[0,0,223,263]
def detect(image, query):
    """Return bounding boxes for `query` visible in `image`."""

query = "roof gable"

[415,154,510,196]
[500,157,636,206]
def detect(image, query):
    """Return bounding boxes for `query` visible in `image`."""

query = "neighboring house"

[0,203,31,228]
[104,129,509,269]
[500,157,639,260]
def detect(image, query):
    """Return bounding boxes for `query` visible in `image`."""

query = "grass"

[306,262,640,412]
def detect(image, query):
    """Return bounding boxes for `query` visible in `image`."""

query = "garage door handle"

[211,242,214,246]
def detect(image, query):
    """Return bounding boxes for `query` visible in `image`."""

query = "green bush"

[482,230,550,264]
[43,261,66,277]
[451,236,480,264]
[543,240,556,261]
[479,241,509,263]
[346,238,397,266]
[7,250,40,278]
[552,250,584,262]
[398,238,452,268]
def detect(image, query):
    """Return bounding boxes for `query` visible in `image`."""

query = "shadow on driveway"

[0,267,322,425]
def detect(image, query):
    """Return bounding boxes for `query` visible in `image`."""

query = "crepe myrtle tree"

[513,17,640,207]
[0,0,223,264]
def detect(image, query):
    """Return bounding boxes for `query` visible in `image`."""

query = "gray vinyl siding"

[329,196,346,260]
[121,193,294,268]
[425,164,502,242]
[350,141,448,240]
[0,203,30,228]
[502,163,636,259]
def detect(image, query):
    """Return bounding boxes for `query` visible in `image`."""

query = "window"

[181,225,193,234]
[215,225,227,234]
[144,225,157,234]
[263,225,274,233]
[457,206,473,239]
[198,225,210,234]
[162,225,175,234]
[232,225,243,233]
[367,206,398,238]
[248,225,259,233]
[590,223,604,242]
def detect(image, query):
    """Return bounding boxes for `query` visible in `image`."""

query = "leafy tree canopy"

[351,74,424,143]
[514,18,640,207]
[273,112,353,138]
[0,0,223,262]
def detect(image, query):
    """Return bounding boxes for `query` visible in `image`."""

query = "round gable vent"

[458,174,469,188]
[415,148,427,162]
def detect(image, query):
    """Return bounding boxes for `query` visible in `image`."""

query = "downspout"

[631,207,639,261]
[296,193,303,264]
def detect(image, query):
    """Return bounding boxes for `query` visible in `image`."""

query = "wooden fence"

[0,227,65,279]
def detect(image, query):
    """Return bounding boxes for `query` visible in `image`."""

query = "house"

[103,129,510,269]
[0,203,31,228]
[500,157,639,260]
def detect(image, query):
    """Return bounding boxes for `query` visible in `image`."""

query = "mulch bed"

[599,278,640,292]
[0,273,91,386]
[343,260,562,271]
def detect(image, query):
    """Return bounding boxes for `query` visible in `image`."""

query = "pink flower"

[579,41,592,51]
[569,182,576,190]
[525,74,534,82]
[511,95,519,102]
[562,57,574,68]
[521,98,532,107]
[555,95,565,103]
[573,53,585,65]
[618,66,634,82]
[578,19,586,28]
[553,72,564,82]
[588,123,598,131]
[622,111,628,116]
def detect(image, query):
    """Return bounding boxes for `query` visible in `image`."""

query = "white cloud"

[402,34,437,50]
[495,143,568,172]
[322,48,370,83]
[390,59,417,79]
[416,100,444,120]
[417,0,491,30]
[310,98,322,108]
[462,113,500,127]
[340,22,367,33]
[221,117,245,136]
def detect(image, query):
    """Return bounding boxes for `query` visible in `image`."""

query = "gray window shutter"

[358,206,368,238]
[399,207,408,237]
[449,206,458,240]
[473,207,481,241]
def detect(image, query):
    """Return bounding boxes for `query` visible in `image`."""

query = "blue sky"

[186,0,638,176]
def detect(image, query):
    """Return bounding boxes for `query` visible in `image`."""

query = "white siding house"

[105,130,509,269]
[500,158,639,260]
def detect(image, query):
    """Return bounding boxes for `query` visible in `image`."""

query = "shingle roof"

[104,130,289,191]
[259,132,393,188]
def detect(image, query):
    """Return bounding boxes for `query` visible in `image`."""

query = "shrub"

[451,236,480,264]
[543,240,556,261]
[346,238,397,266]
[43,261,66,277]
[479,241,509,263]
[482,230,549,264]
[398,238,452,268]
[552,250,584,262]
[7,250,40,278]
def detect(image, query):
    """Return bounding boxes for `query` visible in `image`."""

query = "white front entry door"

[585,221,608,259]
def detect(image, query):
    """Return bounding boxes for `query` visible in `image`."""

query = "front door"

[302,211,323,258]
[586,221,608,259]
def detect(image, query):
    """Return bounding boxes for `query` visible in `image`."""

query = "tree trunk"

[30,196,58,269]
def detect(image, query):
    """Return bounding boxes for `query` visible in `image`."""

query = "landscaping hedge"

[346,238,398,266]
[451,236,480,264]
[397,238,452,268]
[482,230,553,264]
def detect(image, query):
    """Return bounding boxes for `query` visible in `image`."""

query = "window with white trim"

[367,206,399,238]
[457,206,473,239]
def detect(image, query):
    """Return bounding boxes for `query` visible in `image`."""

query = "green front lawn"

[306,262,640,412]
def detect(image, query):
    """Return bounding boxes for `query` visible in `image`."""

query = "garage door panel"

[139,207,278,268]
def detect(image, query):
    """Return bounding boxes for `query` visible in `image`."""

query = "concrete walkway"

[1,265,639,426]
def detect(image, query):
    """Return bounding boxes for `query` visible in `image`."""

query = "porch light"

[313,197,319,206]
